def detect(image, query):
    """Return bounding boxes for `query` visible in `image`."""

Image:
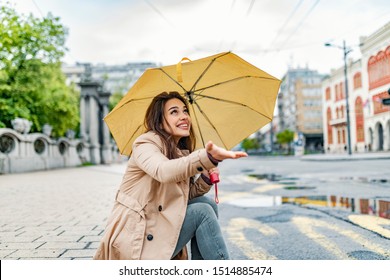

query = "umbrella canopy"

[105,52,281,156]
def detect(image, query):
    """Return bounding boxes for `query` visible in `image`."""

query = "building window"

[327,108,333,144]
[339,82,344,99]
[353,72,362,89]
[368,46,390,89]
[373,91,390,115]
[325,87,331,101]
[355,97,365,142]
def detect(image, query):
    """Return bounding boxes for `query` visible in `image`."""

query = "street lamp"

[325,40,353,155]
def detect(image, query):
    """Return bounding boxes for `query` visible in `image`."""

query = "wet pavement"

[1,153,390,260]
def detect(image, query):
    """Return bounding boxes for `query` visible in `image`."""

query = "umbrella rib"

[111,96,154,112]
[190,102,206,149]
[156,68,187,92]
[193,75,278,93]
[192,101,229,149]
[123,124,143,155]
[194,94,272,122]
[189,52,230,93]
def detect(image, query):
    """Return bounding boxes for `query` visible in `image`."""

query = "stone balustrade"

[0,127,94,174]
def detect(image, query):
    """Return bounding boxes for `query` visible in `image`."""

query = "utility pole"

[325,40,353,155]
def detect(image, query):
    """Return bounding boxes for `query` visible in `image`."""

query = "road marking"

[253,184,284,193]
[348,215,390,239]
[217,190,252,203]
[292,216,389,259]
[225,217,278,260]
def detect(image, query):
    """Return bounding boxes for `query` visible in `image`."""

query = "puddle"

[242,173,390,219]
[340,176,389,184]
[241,169,255,173]
[286,195,390,219]
[249,173,389,185]
[226,194,390,220]
[248,173,282,181]
[283,186,316,190]
[248,173,300,183]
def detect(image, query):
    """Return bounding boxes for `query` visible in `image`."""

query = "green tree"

[276,129,294,154]
[241,137,260,152]
[0,5,79,137]
[109,91,124,111]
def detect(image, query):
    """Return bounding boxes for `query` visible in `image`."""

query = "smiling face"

[162,98,191,143]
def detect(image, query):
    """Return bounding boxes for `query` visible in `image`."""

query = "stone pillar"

[98,90,112,164]
[78,64,113,165]
[79,79,102,164]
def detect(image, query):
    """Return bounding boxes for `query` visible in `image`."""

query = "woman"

[94,91,247,260]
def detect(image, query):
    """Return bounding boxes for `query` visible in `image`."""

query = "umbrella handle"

[176,57,192,82]
[210,173,220,204]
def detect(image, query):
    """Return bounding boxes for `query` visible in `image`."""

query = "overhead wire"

[276,0,320,51]
[266,0,304,51]
[31,0,44,18]
[143,0,175,28]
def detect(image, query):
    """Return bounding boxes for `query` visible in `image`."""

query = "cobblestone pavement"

[1,153,389,260]
[0,164,126,259]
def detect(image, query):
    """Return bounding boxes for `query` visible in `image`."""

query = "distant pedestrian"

[94,92,247,260]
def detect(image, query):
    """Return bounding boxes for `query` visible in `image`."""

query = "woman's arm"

[132,133,216,183]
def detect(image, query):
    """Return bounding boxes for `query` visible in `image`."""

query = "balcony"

[330,117,347,126]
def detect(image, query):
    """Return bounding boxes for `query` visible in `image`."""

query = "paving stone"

[60,249,96,258]
[0,242,45,250]
[38,242,88,250]
[0,249,17,258]
[5,249,67,259]
[0,164,124,259]
[77,235,103,242]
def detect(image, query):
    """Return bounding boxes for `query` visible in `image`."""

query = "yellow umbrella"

[105,51,281,156]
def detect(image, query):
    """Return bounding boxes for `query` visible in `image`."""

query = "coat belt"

[115,191,145,218]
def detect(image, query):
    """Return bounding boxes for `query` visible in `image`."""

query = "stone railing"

[0,127,94,174]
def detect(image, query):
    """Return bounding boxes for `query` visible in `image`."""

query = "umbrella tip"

[185,91,194,104]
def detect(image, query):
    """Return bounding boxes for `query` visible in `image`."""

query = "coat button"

[147,234,153,241]
[197,166,203,172]
[158,205,163,211]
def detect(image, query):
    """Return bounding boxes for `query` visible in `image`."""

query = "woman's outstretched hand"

[206,141,248,161]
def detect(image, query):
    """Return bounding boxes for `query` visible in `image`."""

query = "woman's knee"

[189,196,218,217]
[188,202,217,222]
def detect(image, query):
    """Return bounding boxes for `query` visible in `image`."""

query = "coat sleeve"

[132,133,216,184]
[188,175,212,200]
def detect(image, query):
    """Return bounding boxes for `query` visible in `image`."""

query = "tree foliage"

[241,137,260,152]
[0,5,79,137]
[276,129,294,153]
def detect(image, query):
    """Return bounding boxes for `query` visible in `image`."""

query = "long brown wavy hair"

[144,92,196,159]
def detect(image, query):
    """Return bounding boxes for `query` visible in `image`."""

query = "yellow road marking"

[225,217,278,260]
[292,216,389,259]
[348,215,390,239]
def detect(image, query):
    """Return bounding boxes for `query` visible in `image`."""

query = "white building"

[62,62,158,94]
[322,21,390,154]
[278,67,325,152]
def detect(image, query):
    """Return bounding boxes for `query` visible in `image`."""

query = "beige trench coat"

[93,132,216,260]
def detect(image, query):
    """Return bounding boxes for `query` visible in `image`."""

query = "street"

[218,155,390,260]
[0,155,389,260]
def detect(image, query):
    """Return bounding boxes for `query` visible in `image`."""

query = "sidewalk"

[0,163,127,259]
[301,151,390,161]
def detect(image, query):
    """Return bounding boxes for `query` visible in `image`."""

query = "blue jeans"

[172,195,230,260]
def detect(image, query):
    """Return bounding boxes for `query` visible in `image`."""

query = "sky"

[5,0,390,79]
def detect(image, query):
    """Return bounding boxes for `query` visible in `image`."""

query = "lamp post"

[325,40,352,155]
